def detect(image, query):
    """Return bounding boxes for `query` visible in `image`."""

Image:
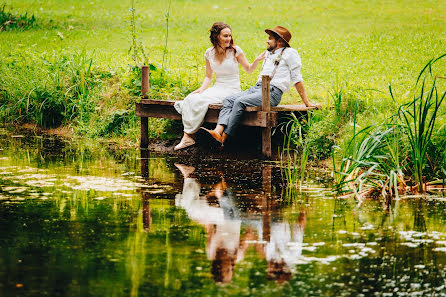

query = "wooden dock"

[136,65,317,158]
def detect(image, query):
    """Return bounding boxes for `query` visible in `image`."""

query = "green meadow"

[1,0,445,175]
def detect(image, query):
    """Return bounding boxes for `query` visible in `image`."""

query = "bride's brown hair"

[209,22,236,63]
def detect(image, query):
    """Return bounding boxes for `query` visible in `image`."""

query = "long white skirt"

[174,84,240,134]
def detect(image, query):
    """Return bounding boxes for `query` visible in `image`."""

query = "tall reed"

[161,0,172,74]
[332,54,446,199]
[394,53,446,192]
[279,112,313,188]
[128,0,148,66]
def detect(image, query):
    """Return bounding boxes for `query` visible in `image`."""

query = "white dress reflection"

[174,164,245,283]
[264,213,306,282]
[174,163,306,283]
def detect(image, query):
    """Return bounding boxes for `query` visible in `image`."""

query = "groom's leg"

[224,85,283,136]
[217,86,258,127]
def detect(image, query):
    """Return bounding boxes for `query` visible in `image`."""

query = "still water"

[0,129,445,296]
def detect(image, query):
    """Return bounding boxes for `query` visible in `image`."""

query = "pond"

[0,128,445,296]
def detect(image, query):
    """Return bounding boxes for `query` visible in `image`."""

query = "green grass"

[0,0,445,144]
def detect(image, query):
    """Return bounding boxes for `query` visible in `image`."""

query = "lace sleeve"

[234,45,244,57]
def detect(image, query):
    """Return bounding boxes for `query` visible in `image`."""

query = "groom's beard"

[267,44,279,52]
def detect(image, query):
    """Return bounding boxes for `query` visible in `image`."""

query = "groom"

[202,26,317,145]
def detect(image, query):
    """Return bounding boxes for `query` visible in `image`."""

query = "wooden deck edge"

[139,99,317,112]
[135,103,278,127]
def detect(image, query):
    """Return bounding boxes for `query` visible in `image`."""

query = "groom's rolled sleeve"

[287,50,303,85]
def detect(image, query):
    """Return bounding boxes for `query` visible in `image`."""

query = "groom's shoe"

[200,127,222,144]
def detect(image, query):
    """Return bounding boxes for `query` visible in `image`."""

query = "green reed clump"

[394,54,446,192]
[279,112,313,187]
[0,50,106,128]
[0,4,36,31]
[333,54,446,198]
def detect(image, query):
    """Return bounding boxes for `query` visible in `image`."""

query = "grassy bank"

[0,0,445,163]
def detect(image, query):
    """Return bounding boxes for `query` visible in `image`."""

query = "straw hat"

[265,26,292,47]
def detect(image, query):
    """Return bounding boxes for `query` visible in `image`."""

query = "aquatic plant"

[279,112,313,188]
[333,54,446,199]
[393,53,446,192]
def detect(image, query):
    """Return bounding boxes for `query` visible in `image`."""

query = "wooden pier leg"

[142,191,152,231]
[141,117,149,148]
[140,66,150,148]
[261,75,272,158]
[262,164,272,241]
[140,148,149,179]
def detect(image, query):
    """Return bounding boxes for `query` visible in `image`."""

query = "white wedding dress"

[174,46,243,134]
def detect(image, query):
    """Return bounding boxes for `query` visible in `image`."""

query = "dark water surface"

[0,128,446,297]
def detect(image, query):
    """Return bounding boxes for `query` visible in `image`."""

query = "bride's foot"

[174,163,195,178]
[174,135,195,151]
[200,127,222,144]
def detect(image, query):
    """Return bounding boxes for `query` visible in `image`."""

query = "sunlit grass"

[0,0,445,147]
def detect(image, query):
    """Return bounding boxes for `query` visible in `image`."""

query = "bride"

[174,22,265,150]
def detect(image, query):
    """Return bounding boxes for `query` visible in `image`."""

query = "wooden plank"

[139,99,317,112]
[140,99,175,106]
[247,104,317,112]
[136,103,182,120]
[135,103,277,127]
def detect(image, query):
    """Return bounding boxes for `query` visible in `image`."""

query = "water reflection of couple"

[174,163,306,283]
[173,22,317,150]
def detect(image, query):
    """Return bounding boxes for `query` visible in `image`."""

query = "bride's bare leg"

[174,132,196,150]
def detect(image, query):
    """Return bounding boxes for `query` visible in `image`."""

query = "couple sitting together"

[174,22,317,150]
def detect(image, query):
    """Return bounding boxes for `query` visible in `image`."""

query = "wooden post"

[262,165,272,241]
[140,66,150,148]
[261,75,272,158]
[141,65,150,98]
[140,148,149,179]
[142,191,152,231]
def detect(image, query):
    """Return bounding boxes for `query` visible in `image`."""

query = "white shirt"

[257,47,303,93]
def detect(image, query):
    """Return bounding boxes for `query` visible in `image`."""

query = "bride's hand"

[255,51,266,62]
[191,88,203,94]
